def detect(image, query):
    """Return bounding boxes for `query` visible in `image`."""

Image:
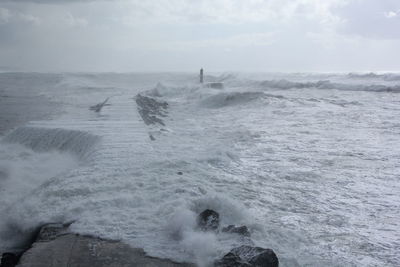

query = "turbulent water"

[0,72,399,266]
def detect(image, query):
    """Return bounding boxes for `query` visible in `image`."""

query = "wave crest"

[201,92,266,108]
[259,79,400,92]
[3,127,100,159]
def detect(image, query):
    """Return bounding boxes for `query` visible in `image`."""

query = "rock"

[36,223,67,242]
[197,209,220,231]
[214,252,251,267]
[0,253,19,267]
[232,245,279,267]
[216,246,279,267]
[135,94,168,126]
[177,172,183,175]
[222,225,251,237]
[0,223,67,267]
[248,249,278,267]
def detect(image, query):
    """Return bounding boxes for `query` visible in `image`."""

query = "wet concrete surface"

[15,224,194,267]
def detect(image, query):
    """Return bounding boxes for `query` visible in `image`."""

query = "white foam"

[0,142,78,251]
[0,72,399,266]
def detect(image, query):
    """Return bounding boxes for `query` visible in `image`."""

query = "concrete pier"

[13,224,194,267]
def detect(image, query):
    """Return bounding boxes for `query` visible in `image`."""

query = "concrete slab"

[16,225,194,267]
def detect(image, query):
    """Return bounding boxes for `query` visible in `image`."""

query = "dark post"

[200,68,204,84]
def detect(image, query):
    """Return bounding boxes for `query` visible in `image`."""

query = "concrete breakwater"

[0,224,194,267]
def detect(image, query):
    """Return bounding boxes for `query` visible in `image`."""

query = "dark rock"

[135,94,168,126]
[197,209,220,231]
[215,246,279,267]
[231,245,279,267]
[36,223,67,242]
[249,250,278,267]
[177,171,183,175]
[222,225,251,237]
[0,253,19,267]
[214,252,251,267]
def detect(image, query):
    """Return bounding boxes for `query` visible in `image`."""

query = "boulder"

[0,252,19,267]
[197,209,220,231]
[215,252,254,267]
[214,252,251,267]
[36,223,67,241]
[215,245,279,267]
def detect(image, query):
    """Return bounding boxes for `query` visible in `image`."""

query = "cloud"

[0,7,40,25]
[64,12,88,27]
[384,10,398,18]
[0,0,399,72]
[0,8,11,24]
[110,0,346,25]
[335,0,400,39]
[1,0,99,3]
[165,32,276,51]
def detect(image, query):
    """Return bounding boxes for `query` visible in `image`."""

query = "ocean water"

[0,72,399,266]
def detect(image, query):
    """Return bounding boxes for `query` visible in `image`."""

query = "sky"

[0,0,399,72]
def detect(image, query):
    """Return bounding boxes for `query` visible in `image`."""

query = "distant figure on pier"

[200,68,204,84]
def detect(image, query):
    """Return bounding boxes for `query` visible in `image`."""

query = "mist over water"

[0,72,399,266]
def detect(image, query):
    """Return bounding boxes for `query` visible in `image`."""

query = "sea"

[0,72,399,266]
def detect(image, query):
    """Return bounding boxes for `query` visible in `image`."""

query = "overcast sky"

[0,0,399,72]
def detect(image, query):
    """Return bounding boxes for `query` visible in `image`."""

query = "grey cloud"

[1,0,108,3]
[335,0,400,39]
[0,0,399,72]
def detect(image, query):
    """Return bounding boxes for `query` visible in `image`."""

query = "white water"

[0,72,399,266]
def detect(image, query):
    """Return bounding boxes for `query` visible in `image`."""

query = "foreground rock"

[215,245,279,267]
[0,253,19,267]
[197,209,220,231]
[196,210,279,266]
[12,224,193,267]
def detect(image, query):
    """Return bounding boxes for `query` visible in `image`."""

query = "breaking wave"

[3,127,100,159]
[0,127,101,252]
[201,92,266,108]
[259,79,400,92]
[347,72,400,81]
[164,195,253,266]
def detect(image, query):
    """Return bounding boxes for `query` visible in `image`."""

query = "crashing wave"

[3,127,100,159]
[201,92,266,108]
[259,79,400,92]
[347,72,400,81]
[260,79,331,90]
